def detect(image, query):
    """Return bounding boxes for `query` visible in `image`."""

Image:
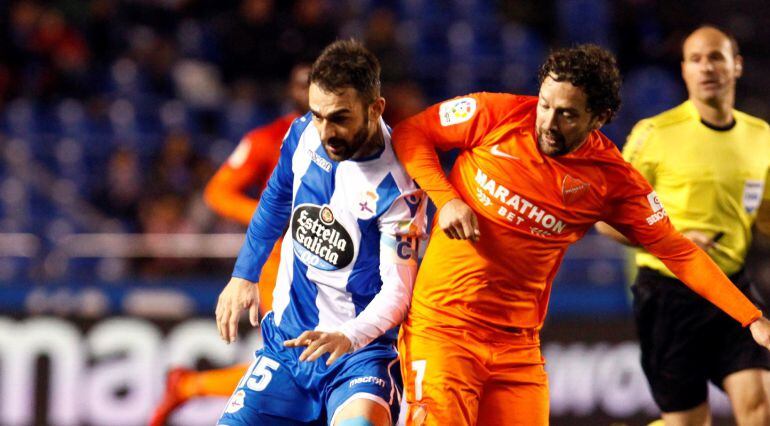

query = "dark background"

[1,1,768,424]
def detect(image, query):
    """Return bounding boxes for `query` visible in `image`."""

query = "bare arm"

[595,221,634,246]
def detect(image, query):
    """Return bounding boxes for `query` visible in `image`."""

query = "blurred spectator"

[382,81,427,126]
[281,0,336,63]
[90,148,143,231]
[148,132,204,197]
[217,0,287,87]
[365,7,412,83]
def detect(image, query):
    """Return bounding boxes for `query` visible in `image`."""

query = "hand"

[215,276,260,343]
[438,198,480,242]
[682,230,716,251]
[750,317,770,350]
[284,330,352,366]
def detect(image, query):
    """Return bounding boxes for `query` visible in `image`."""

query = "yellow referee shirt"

[623,100,770,277]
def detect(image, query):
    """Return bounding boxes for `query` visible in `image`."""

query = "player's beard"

[537,129,569,157]
[324,116,371,161]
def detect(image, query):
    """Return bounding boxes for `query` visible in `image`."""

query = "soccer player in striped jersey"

[392,44,770,425]
[215,40,426,426]
[148,63,310,426]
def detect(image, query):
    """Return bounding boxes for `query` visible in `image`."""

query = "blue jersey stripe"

[279,257,319,335]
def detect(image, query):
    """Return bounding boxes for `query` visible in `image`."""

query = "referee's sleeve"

[622,120,658,185]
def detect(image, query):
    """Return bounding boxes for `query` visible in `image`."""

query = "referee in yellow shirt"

[598,25,770,425]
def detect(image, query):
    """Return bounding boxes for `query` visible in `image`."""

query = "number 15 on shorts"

[239,355,281,392]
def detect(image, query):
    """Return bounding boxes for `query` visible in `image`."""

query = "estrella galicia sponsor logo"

[349,376,386,388]
[292,204,354,270]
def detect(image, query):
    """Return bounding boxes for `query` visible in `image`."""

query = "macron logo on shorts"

[349,376,386,388]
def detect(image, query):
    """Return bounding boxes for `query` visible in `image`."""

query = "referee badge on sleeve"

[743,180,764,213]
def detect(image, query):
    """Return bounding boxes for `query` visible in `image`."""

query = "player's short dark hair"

[310,39,381,104]
[538,44,622,123]
[683,25,740,57]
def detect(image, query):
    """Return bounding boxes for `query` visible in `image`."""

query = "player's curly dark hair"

[310,39,381,104]
[538,44,622,123]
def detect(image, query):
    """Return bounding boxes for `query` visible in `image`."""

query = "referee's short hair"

[682,25,740,57]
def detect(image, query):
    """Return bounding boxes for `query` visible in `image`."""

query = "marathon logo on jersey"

[292,204,354,270]
[645,191,667,225]
[308,149,332,172]
[474,168,567,235]
[349,376,386,388]
[439,97,476,126]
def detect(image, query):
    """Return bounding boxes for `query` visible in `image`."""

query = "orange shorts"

[398,316,548,426]
[257,240,282,315]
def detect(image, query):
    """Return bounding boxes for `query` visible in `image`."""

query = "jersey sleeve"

[392,93,525,210]
[204,121,290,226]
[337,189,428,351]
[230,124,298,283]
[622,119,658,185]
[604,166,761,326]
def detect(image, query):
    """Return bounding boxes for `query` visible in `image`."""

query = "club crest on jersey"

[225,390,246,413]
[561,175,590,204]
[292,204,354,270]
[320,205,334,224]
[354,190,379,220]
[439,97,476,127]
[645,191,667,225]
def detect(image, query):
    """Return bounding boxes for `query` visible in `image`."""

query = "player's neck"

[691,96,735,127]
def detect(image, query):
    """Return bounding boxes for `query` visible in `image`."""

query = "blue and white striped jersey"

[232,112,427,350]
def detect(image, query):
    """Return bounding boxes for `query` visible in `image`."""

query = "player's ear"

[590,109,611,130]
[369,97,386,121]
[734,54,744,79]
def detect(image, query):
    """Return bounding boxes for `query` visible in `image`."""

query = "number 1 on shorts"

[412,360,427,401]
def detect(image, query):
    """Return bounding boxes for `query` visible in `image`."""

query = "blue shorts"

[217,312,402,425]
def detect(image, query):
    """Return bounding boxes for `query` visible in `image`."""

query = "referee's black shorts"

[632,267,770,413]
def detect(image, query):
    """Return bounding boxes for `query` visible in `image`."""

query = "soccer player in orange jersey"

[148,64,310,426]
[391,44,770,426]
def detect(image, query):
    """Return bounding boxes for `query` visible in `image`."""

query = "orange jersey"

[204,113,299,225]
[393,93,760,332]
[204,113,298,311]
